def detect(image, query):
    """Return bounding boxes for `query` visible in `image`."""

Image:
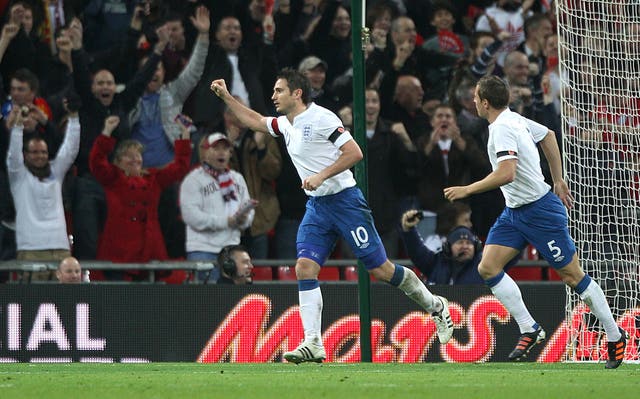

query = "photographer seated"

[216,244,254,285]
[401,210,517,285]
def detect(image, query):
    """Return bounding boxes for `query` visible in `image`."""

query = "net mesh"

[557,0,640,361]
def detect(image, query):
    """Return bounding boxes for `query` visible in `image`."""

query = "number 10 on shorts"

[350,226,370,249]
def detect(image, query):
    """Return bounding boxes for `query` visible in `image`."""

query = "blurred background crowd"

[0,0,566,283]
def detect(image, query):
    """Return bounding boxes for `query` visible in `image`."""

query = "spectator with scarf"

[179,132,255,283]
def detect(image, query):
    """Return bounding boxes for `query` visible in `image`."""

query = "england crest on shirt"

[302,124,312,142]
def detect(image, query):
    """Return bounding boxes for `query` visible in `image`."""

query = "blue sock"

[574,274,592,295]
[298,279,319,291]
[484,270,505,288]
[389,264,405,287]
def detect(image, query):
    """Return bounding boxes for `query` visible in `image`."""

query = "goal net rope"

[557,0,640,362]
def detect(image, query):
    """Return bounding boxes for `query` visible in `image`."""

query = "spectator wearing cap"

[401,210,519,285]
[298,55,340,113]
[180,132,255,283]
[89,115,191,281]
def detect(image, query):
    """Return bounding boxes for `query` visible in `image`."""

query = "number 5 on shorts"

[547,240,562,258]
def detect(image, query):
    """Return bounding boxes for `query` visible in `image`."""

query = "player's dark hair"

[476,75,510,109]
[277,68,311,105]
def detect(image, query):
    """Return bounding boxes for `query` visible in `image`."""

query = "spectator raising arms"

[89,115,191,281]
[6,96,80,281]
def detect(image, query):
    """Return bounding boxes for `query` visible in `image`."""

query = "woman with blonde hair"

[89,115,191,280]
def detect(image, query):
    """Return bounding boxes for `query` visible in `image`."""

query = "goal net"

[557,1,640,362]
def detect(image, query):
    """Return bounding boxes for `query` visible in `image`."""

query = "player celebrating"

[444,75,627,368]
[211,69,454,363]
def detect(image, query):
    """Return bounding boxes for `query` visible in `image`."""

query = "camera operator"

[401,209,488,285]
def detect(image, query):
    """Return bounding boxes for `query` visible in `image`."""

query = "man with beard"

[216,245,255,285]
[6,100,80,280]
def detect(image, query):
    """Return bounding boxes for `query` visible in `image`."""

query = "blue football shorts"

[296,186,387,269]
[486,191,576,269]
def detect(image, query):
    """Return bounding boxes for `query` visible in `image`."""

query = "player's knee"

[369,261,394,281]
[554,254,583,287]
[295,258,321,279]
[477,261,495,279]
[556,265,584,288]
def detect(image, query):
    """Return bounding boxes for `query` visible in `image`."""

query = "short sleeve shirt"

[266,103,356,196]
[487,108,550,208]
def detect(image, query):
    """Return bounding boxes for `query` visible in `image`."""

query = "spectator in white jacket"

[180,132,255,283]
[6,101,80,280]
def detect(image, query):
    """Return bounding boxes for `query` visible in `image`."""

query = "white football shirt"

[266,102,356,196]
[487,108,550,208]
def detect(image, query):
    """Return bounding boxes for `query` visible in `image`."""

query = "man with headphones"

[216,245,254,285]
[401,209,515,284]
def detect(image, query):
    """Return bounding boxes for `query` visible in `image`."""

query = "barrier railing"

[0,259,552,283]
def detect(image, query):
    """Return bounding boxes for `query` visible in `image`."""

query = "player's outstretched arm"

[444,159,516,201]
[210,79,269,133]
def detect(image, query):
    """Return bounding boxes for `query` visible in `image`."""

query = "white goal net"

[557,0,640,362]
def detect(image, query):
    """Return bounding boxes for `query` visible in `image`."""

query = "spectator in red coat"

[89,115,191,281]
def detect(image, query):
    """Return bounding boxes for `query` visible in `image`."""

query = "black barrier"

[0,283,569,363]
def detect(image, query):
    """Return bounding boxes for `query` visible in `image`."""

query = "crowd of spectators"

[0,0,568,284]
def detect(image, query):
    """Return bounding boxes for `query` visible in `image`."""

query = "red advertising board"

[0,283,635,363]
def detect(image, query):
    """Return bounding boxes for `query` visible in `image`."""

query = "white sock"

[398,268,439,313]
[490,273,537,334]
[299,287,323,346]
[579,280,621,341]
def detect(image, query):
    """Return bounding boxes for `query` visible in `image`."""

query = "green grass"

[0,362,639,399]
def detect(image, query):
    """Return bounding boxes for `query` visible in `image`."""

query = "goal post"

[557,0,640,362]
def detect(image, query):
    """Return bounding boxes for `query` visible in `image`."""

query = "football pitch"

[1,362,639,399]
